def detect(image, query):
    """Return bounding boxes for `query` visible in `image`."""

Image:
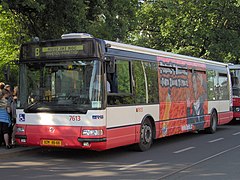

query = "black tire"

[205,111,218,134]
[134,118,153,151]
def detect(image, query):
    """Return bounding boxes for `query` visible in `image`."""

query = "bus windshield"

[20,59,103,113]
[231,69,240,97]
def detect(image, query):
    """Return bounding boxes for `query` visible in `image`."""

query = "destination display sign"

[35,45,84,57]
[20,39,101,61]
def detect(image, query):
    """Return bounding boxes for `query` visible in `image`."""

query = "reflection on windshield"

[23,59,103,113]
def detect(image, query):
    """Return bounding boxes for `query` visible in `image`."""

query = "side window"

[145,62,159,103]
[133,61,146,104]
[218,73,229,100]
[117,60,131,93]
[133,61,159,104]
[207,70,216,100]
[107,59,133,105]
[207,70,229,100]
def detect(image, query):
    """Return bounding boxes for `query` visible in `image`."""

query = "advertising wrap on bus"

[158,56,208,137]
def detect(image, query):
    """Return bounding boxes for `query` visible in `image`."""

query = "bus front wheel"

[135,118,153,151]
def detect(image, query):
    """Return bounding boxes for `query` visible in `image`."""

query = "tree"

[0,4,27,83]
[2,0,87,40]
[85,0,138,41]
[2,0,138,41]
[130,0,240,63]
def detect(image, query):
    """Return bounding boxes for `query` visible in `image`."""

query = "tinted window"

[145,62,159,103]
[218,73,229,100]
[133,61,159,104]
[117,60,131,93]
[107,59,133,105]
[207,70,229,100]
[133,61,146,103]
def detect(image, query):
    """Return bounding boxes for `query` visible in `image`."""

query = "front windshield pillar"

[19,64,28,108]
[89,61,102,108]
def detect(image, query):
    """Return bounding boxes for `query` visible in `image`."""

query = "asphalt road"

[0,121,240,180]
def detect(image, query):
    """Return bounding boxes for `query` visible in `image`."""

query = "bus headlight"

[17,127,25,133]
[82,129,103,136]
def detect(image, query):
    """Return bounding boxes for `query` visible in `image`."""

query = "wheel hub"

[143,125,152,143]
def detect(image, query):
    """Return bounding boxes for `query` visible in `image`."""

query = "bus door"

[105,58,136,147]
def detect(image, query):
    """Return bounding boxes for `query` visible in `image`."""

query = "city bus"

[229,64,240,121]
[15,33,233,151]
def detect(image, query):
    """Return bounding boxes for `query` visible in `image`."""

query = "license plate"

[42,139,62,146]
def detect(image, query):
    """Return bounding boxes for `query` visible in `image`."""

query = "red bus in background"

[229,64,240,121]
[15,33,233,151]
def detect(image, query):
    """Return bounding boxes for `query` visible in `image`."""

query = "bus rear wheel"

[205,111,218,134]
[135,118,153,151]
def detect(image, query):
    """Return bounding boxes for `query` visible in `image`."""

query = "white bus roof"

[105,40,228,67]
[60,33,228,67]
[229,64,240,69]
[61,33,93,39]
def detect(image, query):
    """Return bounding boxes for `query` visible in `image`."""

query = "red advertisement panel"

[157,56,208,136]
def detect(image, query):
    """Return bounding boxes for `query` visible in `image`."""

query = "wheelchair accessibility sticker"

[19,114,25,122]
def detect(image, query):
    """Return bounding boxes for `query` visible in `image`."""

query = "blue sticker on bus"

[92,115,104,120]
[19,114,25,122]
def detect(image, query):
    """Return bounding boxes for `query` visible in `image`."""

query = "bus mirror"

[106,57,115,73]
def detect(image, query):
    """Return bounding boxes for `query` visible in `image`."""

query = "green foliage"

[2,0,138,41]
[2,0,87,40]
[129,0,240,63]
[0,5,27,83]
[85,0,138,41]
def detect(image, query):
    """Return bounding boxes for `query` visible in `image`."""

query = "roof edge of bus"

[105,40,227,67]
[20,33,95,46]
[229,64,240,69]
[61,33,94,39]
